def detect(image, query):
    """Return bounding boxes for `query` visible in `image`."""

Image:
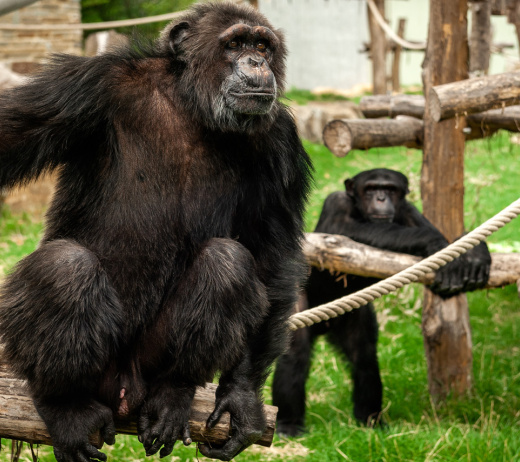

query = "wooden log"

[322,115,423,157]
[361,94,520,128]
[360,94,425,119]
[303,232,520,289]
[429,71,520,122]
[0,362,277,449]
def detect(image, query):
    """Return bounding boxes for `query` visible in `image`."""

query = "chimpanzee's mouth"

[369,214,394,223]
[230,91,275,98]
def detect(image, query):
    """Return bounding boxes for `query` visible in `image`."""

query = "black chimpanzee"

[272,168,491,436]
[0,3,312,461]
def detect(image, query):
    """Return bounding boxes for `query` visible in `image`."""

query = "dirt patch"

[3,174,56,217]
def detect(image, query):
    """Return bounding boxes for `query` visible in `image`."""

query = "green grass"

[284,88,359,106]
[1,131,519,461]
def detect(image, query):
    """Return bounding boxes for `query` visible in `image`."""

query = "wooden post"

[470,0,492,75]
[367,0,387,94]
[249,0,259,8]
[392,18,406,93]
[421,0,472,399]
[506,0,520,58]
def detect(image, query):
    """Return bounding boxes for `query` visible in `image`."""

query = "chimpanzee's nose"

[248,56,264,68]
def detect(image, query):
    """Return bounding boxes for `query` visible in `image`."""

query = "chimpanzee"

[0,3,312,461]
[272,168,491,436]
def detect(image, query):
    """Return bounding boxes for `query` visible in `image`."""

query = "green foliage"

[81,0,196,39]
[0,131,519,461]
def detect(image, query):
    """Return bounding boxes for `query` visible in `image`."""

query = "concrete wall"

[259,0,369,92]
[0,0,82,74]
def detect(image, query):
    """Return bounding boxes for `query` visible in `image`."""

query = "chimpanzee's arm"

[315,191,449,257]
[0,54,113,189]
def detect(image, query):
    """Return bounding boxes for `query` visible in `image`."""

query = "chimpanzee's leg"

[272,293,313,436]
[0,239,124,462]
[138,237,269,458]
[327,303,383,425]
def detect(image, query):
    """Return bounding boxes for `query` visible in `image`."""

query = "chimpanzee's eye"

[256,40,268,51]
[228,39,240,49]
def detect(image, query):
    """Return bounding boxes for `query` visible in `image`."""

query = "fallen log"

[429,70,520,122]
[322,115,423,157]
[0,362,277,449]
[303,232,520,289]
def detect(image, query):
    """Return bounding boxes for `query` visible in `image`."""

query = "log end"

[322,119,352,157]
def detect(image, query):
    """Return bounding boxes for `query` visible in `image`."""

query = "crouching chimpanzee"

[272,168,491,436]
[0,3,312,461]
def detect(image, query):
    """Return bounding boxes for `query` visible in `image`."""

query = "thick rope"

[288,198,520,331]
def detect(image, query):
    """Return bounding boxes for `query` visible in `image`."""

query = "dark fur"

[272,168,491,436]
[0,3,311,461]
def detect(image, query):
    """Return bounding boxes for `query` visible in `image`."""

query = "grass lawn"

[0,131,519,461]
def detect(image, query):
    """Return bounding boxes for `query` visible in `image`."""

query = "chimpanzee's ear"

[169,22,190,56]
[344,178,355,197]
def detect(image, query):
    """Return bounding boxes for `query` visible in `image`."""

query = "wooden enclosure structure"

[324,0,520,399]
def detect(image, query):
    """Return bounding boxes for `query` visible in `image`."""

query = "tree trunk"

[367,0,387,94]
[421,0,472,399]
[470,0,492,75]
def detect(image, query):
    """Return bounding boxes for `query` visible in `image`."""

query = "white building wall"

[259,0,369,91]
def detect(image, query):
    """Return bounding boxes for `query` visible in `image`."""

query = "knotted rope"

[288,198,520,331]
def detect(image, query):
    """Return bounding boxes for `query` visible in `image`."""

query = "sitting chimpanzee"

[272,168,491,436]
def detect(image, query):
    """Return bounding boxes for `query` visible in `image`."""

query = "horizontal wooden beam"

[429,71,520,122]
[0,362,277,449]
[360,94,426,119]
[303,232,520,289]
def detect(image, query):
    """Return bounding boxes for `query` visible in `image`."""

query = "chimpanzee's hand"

[198,383,266,461]
[138,382,195,458]
[430,241,491,298]
[35,399,116,462]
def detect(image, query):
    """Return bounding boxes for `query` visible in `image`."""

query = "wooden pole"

[421,0,472,399]
[367,0,387,94]
[470,0,492,75]
[506,0,520,59]
[0,362,277,449]
[392,18,406,93]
